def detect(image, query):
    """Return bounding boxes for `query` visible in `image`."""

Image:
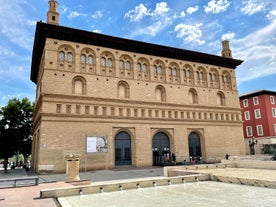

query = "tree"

[0,98,34,163]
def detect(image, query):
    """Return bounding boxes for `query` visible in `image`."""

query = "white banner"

[86,136,108,153]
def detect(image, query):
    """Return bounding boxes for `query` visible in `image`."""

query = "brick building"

[30,0,245,173]
[240,90,276,154]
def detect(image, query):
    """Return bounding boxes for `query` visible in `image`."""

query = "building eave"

[239,90,276,99]
[31,22,243,83]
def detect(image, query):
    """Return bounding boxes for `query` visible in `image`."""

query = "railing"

[0,176,39,188]
[154,156,220,166]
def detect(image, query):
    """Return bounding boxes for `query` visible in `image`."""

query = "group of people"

[162,152,176,163]
[1,160,31,173]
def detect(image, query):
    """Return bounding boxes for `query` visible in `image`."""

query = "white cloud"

[152,2,169,16]
[187,6,199,14]
[266,10,276,20]
[125,2,172,36]
[233,20,276,83]
[135,16,172,37]
[174,23,205,45]
[241,0,264,15]
[0,47,15,57]
[92,29,102,33]
[125,2,170,22]
[67,11,81,19]
[204,0,231,14]
[172,11,185,19]
[180,11,186,17]
[147,21,163,36]
[59,5,68,15]
[221,32,235,40]
[92,11,103,19]
[0,64,30,83]
[0,0,35,50]
[124,3,148,22]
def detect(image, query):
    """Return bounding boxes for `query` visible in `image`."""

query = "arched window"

[172,69,177,76]
[119,55,133,77]
[58,45,75,71]
[67,52,73,62]
[153,66,157,74]
[209,68,219,88]
[126,61,131,70]
[195,67,206,86]
[118,81,130,98]
[153,60,165,82]
[157,66,163,74]
[119,60,124,70]
[168,68,172,76]
[137,58,149,80]
[107,58,113,67]
[188,88,198,104]
[186,70,191,78]
[72,76,86,95]
[167,64,179,83]
[155,85,166,102]
[182,64,193,83]
[101,57,106,67]
[58,51,65,61]
[100,52,115,75]
[197,71,203,80]
[209,73,217,81]
[137,63,141,72]
[217,91,226,106]
[221,70,232,89]
[88,55,93,65]
[80,54,86,64]
[80,49,96,73]
[142,64,147,73]
[168,63,179,78]
[74,80,83,94]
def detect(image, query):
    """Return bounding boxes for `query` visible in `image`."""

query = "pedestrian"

[172,153,176,162]
[3,160,8,173]
[225,153,230,160]
[182,160,187,166]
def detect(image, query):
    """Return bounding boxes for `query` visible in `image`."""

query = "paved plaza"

[0,166,276,207]
[0,166,163,207]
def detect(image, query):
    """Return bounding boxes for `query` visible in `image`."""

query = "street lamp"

[249,136,257,155]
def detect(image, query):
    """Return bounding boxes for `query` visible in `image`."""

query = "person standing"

[3,160,8,173]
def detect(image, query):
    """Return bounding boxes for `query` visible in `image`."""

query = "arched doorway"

[115,131,131,166]
[152,132,170,166]
[188,132,202,160]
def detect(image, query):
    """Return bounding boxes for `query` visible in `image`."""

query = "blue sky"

[0,0,275,106]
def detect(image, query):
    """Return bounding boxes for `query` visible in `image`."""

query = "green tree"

[0,98,34,163]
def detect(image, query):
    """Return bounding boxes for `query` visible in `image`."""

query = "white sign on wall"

[86,136,108,153]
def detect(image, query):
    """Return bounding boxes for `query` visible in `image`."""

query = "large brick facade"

[30,1,245,173]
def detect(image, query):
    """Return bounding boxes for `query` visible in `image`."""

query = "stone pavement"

[1,166,276,207]
[0,166,164,207]
[191,167,276,181]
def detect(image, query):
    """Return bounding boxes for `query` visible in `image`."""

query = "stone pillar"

[65,153,80,182]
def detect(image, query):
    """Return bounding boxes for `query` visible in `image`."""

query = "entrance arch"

[115,131,131,166]
[152,132,170,165]
[188,132,202,158]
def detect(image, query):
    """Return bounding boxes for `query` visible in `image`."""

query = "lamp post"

[249,136,257,155]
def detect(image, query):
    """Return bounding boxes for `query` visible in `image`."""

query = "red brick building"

[240,90,276,154]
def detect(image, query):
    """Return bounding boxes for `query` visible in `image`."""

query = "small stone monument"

[65,153,80,182]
